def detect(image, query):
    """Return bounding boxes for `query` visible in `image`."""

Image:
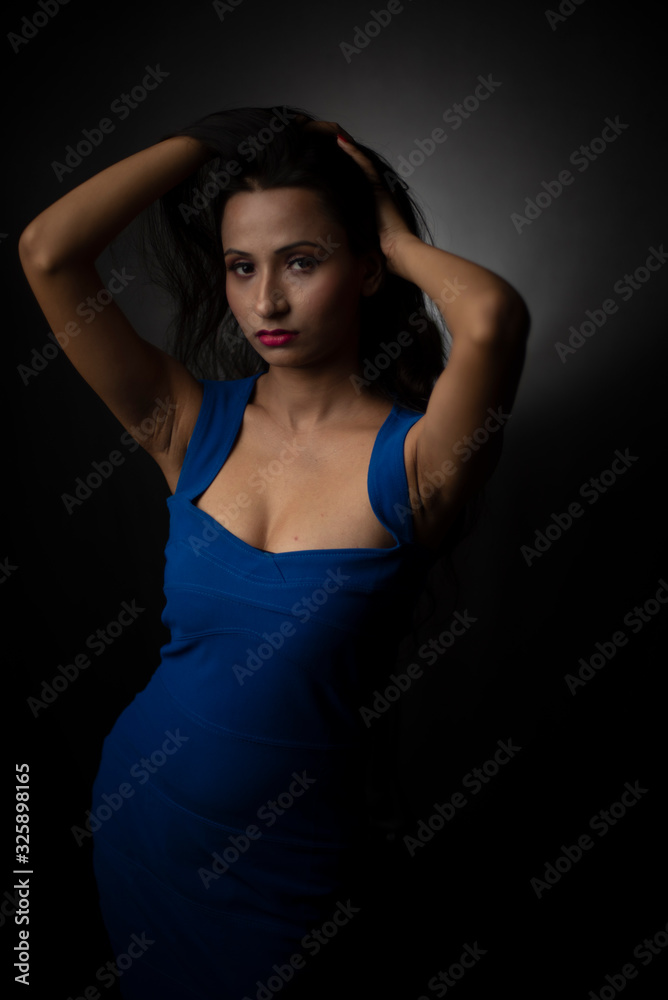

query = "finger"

[302,121,381,184]
[335,135,381,184]
[333,125,355,143]
[303,120,355,144]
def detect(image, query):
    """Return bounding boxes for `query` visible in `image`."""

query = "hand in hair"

[299,119,416,274]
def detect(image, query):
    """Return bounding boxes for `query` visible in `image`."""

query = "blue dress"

[91,371,432,998]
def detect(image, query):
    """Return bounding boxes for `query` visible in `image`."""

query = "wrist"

[385,232,422,278]
[161,134,212,164]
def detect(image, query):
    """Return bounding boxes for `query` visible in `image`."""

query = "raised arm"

[389,234,529,544]
[334,128,529,547]
[18,135,211,490]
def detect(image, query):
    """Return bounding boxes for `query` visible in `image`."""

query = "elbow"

[18,222,49,272]
[18,220,66,275]
[469,288,531,346]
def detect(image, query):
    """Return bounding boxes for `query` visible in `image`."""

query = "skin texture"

[18,122,529,551]
[221,185,386,430]
[186,186,403,553]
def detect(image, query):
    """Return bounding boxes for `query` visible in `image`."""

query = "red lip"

[257,329,299,346]
[256,329,297,336]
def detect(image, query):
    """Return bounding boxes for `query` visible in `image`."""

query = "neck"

[254,356,386,432]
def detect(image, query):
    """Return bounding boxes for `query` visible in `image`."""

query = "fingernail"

[336,133,350,143]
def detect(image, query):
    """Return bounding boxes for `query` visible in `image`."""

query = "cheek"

[309,266,359,308]
[322,275,361,317]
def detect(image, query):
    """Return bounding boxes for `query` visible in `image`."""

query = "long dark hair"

[135,102,490,599]
[137,103,488,562]
[135,105,493,829]
[137,104,446,412]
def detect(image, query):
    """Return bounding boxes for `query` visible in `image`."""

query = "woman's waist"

[147,633,368,745]
[94,671,366,834]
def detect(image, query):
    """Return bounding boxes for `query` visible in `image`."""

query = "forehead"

[221,187,334,244]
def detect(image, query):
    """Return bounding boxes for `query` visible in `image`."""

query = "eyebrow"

[223,241,323,257]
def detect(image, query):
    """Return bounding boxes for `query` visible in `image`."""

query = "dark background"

[4,0,667,996]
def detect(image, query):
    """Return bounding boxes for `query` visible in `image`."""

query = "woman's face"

[221,186,381,372]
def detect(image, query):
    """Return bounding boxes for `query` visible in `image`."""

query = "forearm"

[19,135,210,271]
[389,234,528,341]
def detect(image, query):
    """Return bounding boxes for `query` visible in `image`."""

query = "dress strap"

[173,374,260,498]
[175,376,424,546]
[368,404,424,546]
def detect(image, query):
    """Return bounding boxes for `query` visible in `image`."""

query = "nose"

[254,270,288,318]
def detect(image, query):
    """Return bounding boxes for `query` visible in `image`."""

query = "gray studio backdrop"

[8,0,667,995]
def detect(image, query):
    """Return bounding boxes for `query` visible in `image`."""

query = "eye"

[226,261,254,275]
[226,255,319,277]
[288,256,318,272]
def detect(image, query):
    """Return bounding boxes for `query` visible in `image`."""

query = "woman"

[19,106,529,998]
